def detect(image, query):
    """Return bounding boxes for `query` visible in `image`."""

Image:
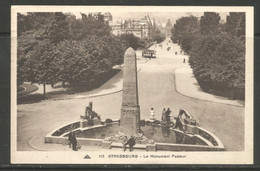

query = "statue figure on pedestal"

[80,102,101,126]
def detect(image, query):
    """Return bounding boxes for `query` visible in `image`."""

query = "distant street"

[17,38,244,151]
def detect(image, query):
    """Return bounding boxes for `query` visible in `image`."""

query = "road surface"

[17,38,244,151]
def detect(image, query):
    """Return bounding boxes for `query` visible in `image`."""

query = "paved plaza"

[17,38,245,151]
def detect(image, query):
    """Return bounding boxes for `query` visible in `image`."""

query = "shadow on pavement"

[18,94,46,104]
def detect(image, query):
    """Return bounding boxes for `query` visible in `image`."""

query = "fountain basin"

[45,119,225,151]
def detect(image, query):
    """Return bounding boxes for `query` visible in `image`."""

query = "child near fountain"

[150,107,155,120]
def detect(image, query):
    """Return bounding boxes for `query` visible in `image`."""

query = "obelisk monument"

[120,47,140,136]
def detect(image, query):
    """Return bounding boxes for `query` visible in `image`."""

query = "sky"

[74,12,229,26]
[20,11,229,27]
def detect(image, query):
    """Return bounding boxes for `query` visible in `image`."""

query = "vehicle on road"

[142,49,156,58]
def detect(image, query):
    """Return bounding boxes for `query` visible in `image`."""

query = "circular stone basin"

[75,123,205,145]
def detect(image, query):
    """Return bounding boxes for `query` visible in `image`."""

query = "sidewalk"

[175,65,244,107]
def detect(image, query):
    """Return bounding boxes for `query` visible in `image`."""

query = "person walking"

[68,132,78,151]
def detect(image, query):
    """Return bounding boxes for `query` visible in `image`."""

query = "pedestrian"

[123,136,136,151]
[122,136,128,151]
[175,51,177,55]
[150,107,155,120]
[161,108,167,124]
[183,58,186,63]
[128,136,136,151]
[150,122,154,135]
[166,108,172,123]
[174,111,185,132]
[68,132,78,151]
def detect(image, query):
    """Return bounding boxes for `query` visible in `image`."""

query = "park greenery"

[17,12,149,96]
[171,12,245,100]
[151,28,166,44]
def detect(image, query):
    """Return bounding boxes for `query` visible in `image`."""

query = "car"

[142,49,156,58]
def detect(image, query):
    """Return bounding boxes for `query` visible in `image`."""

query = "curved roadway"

[17,38,244,151]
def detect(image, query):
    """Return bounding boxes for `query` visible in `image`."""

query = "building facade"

[109,15,155,38]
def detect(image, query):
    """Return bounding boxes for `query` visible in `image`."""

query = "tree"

[19,39,59,96]
[189,33,245,99]
[17,13,63,95]
[46,12,71,44]
[170,13,245,100]
[17,13,32,36]
[17,12,127,96]
[151,29,166,43]
[180,33,197,53]
[226,12,245,38]
[171,16,199,54]
[200,12,220,35]
[69,13,111,40]
[120,33,140,50]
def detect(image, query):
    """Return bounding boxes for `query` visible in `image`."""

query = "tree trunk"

[62,81,65,88]
[43,82,46,97]
[230,88,235,100]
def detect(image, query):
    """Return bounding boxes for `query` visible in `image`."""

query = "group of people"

[161,108,172,125]
[150,107,172,124]
[150,107,197,130]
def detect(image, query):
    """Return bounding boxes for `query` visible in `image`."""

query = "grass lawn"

[18,83,38,96]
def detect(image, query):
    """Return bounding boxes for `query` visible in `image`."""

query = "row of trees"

[171,12,245,99]
[151,28,166,44]
[18,12,127,95]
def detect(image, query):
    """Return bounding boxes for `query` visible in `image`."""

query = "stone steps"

[111,142,147,150]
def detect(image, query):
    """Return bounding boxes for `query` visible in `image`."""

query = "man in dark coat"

[68,132,78,151]
[123,136,136,152]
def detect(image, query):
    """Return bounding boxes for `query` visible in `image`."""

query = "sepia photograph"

[11,6,253,164]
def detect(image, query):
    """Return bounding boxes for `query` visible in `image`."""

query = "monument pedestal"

[120,47,140,137]
[120,105,140,136]
[80,120,88,128]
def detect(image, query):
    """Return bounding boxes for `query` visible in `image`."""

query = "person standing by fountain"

[166,108,172,124]
[83,102,93,120]
[174,111,185,132]
[68,132,78,151]
[150,107,155,120]
[161,108,167,125]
